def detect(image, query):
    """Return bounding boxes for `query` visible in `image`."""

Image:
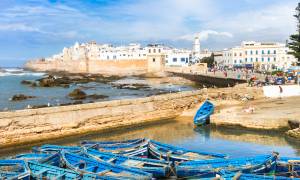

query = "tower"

[193,36,201,55]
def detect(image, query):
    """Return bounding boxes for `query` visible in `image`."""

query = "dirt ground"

[180,85,300,130]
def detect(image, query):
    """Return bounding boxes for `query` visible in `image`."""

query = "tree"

[200,53,215,68]
[288,3,300,65]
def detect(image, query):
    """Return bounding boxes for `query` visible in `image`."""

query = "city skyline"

[0,0,298,66]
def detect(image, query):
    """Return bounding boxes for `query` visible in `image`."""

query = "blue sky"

[0,0,298,67]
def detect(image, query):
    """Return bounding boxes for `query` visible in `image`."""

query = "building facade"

[217,41,297,71]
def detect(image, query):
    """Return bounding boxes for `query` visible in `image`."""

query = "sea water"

[0,68,195,111]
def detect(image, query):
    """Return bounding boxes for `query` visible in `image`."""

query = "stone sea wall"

[0,90,204,148]
[25,59,148,75]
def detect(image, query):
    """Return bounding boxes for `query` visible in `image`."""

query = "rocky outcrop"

[286,128,300,139]
[22,74,123,88]
[11,94,36,101]
[111,83,151,90]
[68,89,87,100]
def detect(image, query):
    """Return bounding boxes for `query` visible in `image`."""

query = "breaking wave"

[0,68,45,77]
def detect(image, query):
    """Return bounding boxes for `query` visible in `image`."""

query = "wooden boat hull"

[193,100,214,126]
[220,171,300,180]
[176,154,278,178]
[276,157,300,177]
[85,148,172,178]
[28,160,82,179]
[81,138,145,147]
[0,160,30,180]
[33,144,82,154]
[82,139,149,157]
[61,151,152,180]
[149,140,227,162]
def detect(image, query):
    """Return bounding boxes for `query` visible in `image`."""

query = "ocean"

[0,67,196,111]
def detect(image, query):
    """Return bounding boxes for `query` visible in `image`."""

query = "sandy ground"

[180,85,300,131]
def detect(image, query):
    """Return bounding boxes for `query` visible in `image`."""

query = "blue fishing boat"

[15,153,52,161]
[194,100,214,126]
[61,151,153,179]
[276,156,300,177]
[27,160,83,179]
[81,138,145,147]
[0,159,30,179]
[16,153,63,167]
[84,148,172,178]
[148,140,227,162]
[82,139,149,157]
[219,170,300,180]
[175,153,278,178]
[32,144,82,154]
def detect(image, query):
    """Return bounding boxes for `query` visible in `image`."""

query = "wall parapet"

[0,90,204,148]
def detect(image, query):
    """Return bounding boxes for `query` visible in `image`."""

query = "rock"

[112,83,151,90]
[11,94,36,101]
[68,89,87,100]
[38,75,56,87]
[87,94,109,100]
[21,80,38,87]
[31,104,49,109]
[286,128,300,139]
[288,120,300,129]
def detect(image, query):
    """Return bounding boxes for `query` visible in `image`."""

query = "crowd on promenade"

[204,67,300,87]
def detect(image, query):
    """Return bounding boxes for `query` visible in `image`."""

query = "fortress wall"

[25,59,148,75]
[0,90,204,147]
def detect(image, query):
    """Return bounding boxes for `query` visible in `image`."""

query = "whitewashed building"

[42,35,212,67]
[217,41,297,71]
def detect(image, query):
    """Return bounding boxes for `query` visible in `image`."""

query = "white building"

[165,48,192,67]
[217,41,297,71]
[42,35,212,67]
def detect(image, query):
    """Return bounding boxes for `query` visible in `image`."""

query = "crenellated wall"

[0,90,204,148]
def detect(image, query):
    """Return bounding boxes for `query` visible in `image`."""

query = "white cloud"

[178,30,233,41]
[0,23,40,32]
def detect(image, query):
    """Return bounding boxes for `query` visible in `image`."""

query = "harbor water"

[0,118,299,159]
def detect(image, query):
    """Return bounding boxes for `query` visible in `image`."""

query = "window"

[256,50,258,55]
[240,53,242,56]
[245,58,247,62]
[234,60,237,64]
[268,50,270,54]
[107,56,109,60]
[274,50,276,54]
[158,49,161,53]
[240,60,242,63]
[181,58,185,62]
[262,50,264,54]
[256,58,258,62]
[153,49,156,53]
[113,55,116,59]
[262,57,264,62]
[148,49,151,53]
[234,53,237,56]
[173,58,177,62]
[274,57,276,62]
[268,57,270,62]
[245,51,247,55]
[250,50,253,55]
[152,58,155,62]
[250,58,253,62]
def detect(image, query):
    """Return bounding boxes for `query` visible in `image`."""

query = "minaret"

[193,35,201,58]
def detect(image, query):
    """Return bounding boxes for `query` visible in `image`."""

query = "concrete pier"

[168,72,246,87]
